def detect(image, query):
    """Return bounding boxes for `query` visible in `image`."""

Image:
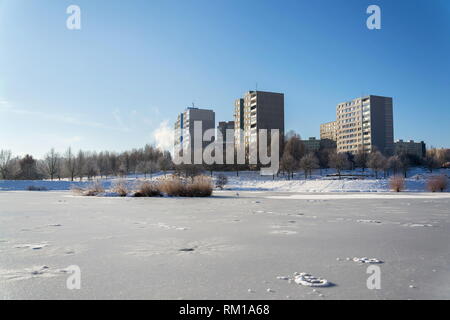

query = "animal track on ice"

[402,223,433,228]
[14,242,49,250]
[134,221,188,231]
[126,238,237,257]
[270,230,298,235]
[294,273,332,287]
[357,219,381,224]
[0,265,66,281]
[151,222,189,231]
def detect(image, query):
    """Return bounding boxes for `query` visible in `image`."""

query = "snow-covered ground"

[3,168,447,193]
[1,190,450,299]
[224,168,449,193]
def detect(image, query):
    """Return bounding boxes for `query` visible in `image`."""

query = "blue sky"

[0,0,449,158]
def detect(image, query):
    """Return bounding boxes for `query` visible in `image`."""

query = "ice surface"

[0,190,449,299]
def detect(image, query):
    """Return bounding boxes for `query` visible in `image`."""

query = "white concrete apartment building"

[336,95,394,155]
[320,121,337,142]
[174,107,215,163]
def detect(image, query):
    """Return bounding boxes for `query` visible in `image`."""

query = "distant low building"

[394,140,426,158]
[302,137,321,153]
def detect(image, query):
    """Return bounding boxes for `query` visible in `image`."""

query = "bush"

[215,174,228,190]
[427,175,448,192]
[134,181,162,197]
[389,175,405,192]
[26,185,48,191]
[111,179,129,197]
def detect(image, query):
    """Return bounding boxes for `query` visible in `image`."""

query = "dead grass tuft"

[390,175,405,192]
[134,181,162,197]
[427,175,448,192]
[111,180,129,197]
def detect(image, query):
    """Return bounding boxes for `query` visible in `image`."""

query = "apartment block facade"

[234,98,245,151]
[336,95,394,155]
[233,91,285,160]
[174,107,215,163]
[217,121,235,161]
[320,121,337,142]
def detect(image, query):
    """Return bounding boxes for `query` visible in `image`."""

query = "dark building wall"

[370,95,394,156]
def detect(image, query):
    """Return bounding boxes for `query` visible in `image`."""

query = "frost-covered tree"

[329,152,350,179]
[43,148,59,180]
[299,153,319,179]
[367,151,386,179]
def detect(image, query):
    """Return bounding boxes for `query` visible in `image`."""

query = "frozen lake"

[1,191,450,299]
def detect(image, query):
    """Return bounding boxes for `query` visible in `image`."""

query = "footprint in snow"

[357,219,381,224]
[270,230,298,235]
[353,257,383,264]
[294,273,332,287]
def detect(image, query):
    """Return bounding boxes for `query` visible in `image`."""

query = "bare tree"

[0,150,12,179]
[44,148,59,180]
[424,154,440,173]
[388,155,402,176]
[64,147,76,181]
[158,153,172,176]
[280,153,296,180]
[354,150,368,172]
[398,152,410,178]
[283,132,306,164]
[299,153,319,179]
[368,151,386,179]
[98,151,112,179]
[85,155,99,180]
[329,152,350,179]
[76,150,86,181]
[137,160,159,179]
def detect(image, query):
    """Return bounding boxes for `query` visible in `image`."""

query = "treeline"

[0,145,172,181]
[279,132,450,179]
[1,134,449,181]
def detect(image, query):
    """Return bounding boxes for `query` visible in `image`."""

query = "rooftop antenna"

[256,82,258,92]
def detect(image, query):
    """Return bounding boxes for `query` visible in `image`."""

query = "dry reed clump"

[111,179,129,197]
[159,176,213,197]
[134,181,162,197]
[158,177,185,196]
[71,180,105,196]
[71,176,213,198]
[389,175,405,192]
[427,175,448,192]
[186,176,213,197]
